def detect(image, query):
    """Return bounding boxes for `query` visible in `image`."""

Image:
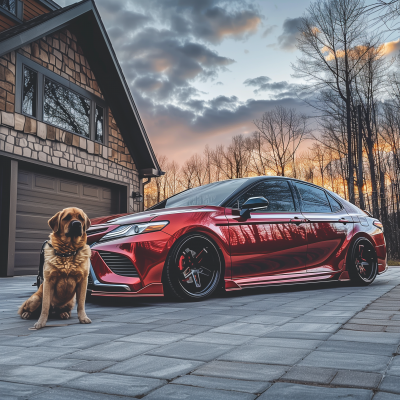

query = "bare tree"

[210,135,253,180]
[253,106,309,176]
[293,0,379,203]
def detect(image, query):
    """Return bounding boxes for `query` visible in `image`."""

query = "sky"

[58,0,400,164]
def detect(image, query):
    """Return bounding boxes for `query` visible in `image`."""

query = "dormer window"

[0,0,24,20]
[0,0,16,15]
[17,54,107,144]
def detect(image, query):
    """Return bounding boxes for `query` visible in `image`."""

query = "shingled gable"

[0,0,162,177]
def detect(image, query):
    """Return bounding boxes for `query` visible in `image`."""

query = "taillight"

[373,220,383,231]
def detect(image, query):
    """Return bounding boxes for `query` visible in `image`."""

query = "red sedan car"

[87,177,387,300]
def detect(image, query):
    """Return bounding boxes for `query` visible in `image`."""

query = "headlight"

[373,220,383,231]
[100,221,169,241]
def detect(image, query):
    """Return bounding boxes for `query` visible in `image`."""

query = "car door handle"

[290,217,305,225]
[338,218,350,224]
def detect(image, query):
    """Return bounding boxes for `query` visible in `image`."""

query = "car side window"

[295,182,332,213]
[233,180,296,212]
[327,194,342,212]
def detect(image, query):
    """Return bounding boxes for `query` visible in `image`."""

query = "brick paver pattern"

[1,268,400,399]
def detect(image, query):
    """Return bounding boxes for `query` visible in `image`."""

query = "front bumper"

[88,260,165,297]
[87,231,172,297]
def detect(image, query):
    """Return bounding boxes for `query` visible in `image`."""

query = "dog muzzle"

[67,220,83,237]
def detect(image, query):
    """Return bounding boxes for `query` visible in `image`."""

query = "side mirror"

[240,196,269,219]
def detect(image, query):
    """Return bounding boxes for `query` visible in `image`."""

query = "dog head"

[48,208,91,240]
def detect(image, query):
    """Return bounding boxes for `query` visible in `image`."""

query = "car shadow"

[87,279,354,308]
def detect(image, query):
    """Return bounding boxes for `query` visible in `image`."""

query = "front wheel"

[164,234,222,301]
[348,238,378,286]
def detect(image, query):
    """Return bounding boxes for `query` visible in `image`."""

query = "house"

[0,0,162,277]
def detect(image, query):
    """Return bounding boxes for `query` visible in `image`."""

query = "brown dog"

[18,207,92,329]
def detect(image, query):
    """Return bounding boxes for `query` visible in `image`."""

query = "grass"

[388,260,400,266]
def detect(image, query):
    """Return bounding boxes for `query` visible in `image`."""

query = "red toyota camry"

[87,177,387,300]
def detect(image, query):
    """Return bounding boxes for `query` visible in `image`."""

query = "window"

[232,180,296,212]
[327,194,342,212]
[295,182,331,213]
[0,0,16,14]
[44,78,91,138]
[95,105,104,143]
[164,179,248,208]
[22,67,37,117]
[17,55,107,144]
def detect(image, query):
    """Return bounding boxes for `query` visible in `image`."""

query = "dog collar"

[47,242,84,258]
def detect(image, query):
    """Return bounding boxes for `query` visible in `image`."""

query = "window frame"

[293,181,343,213]
[21,65,38,118]
[16,54,108,145]
[227,178,299,213]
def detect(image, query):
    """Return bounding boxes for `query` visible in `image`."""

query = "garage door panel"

[60,180,79,195]
[34,175,57,191]
[18,171,30,186]
[15,238,48,251]
[16,214,50,231]
[14,169,120,276]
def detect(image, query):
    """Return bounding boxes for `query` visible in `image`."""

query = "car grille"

[87,227,108,236]
[98,251,140,278]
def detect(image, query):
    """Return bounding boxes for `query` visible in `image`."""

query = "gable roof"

[0,0,162,177]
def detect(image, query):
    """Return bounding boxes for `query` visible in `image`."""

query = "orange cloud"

[382,39,400,55]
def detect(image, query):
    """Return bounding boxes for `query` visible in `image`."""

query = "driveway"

[1,268,400,399]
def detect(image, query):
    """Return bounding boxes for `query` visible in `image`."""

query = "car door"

[226,179,308,283]
[293,181,351,274]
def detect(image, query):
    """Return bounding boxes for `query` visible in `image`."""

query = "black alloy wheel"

[164,234,222,301]
[348,238,378,286]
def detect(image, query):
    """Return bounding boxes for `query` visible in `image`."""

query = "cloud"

[132,91,312,160]
[243,76,271,87]
[155,1,262,45]
[262,24,277,38]
[119,28,234,101]
[244,76,301,97]
[277,17,302,51]
[382,39,400,55]
[56,1,313,162]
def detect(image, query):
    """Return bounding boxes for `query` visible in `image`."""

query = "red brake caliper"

[181,249,195,284]
[357,245,366,275]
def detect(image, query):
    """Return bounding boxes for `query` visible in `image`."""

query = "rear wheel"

[164,234,222,301]
[348,238,378,286]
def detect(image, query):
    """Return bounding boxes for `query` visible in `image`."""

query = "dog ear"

[48,211,61,233]
[84,214,91,231]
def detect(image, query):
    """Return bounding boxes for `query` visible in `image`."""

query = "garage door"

[14,169,121,276]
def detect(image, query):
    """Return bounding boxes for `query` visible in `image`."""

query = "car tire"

[348,237,378,286]
[164,233,222,301]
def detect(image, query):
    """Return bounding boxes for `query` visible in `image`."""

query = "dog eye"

[63,214,72,221]
[78,215,84,221]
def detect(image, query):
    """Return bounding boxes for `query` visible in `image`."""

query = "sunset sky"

[59,0,399,163]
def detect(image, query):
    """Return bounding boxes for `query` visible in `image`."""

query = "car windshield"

[163,179,248,209]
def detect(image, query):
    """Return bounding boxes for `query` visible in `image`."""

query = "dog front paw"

[59,311,71,320]
[34,320,46,329]
[79,316,92,324]
[21,311,31,319]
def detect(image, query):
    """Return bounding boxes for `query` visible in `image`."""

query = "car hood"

[104,205,207,226]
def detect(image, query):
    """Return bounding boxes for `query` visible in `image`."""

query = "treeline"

[145,0,400,260]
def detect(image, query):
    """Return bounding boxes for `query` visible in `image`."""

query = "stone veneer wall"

[0,28,141,212]
[0,112,140,212]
